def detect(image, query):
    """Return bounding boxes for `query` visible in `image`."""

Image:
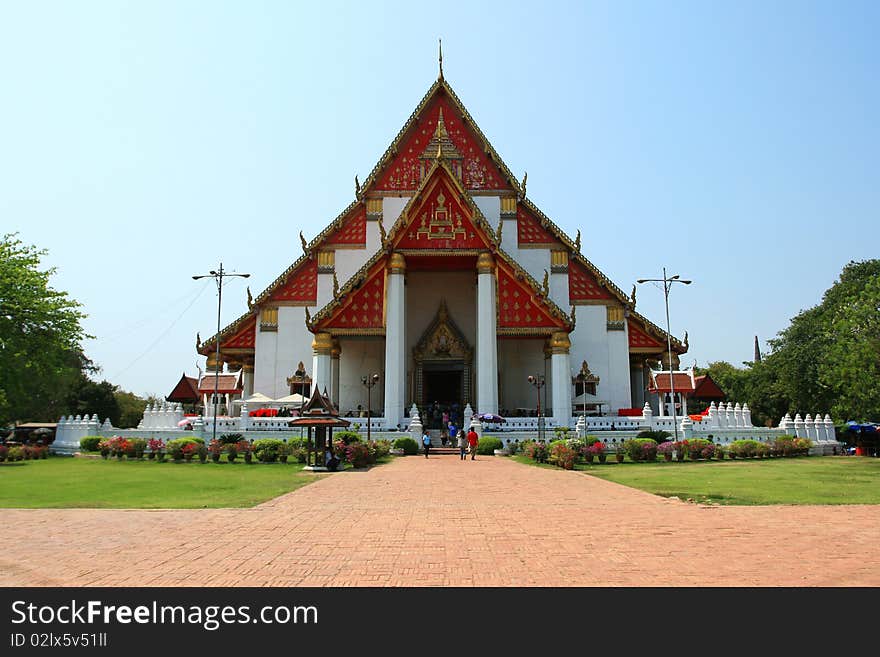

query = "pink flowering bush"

[549,442,577,470]
[523,440,549,463]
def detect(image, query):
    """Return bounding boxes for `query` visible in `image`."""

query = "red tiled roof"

[692,374,726,400]
[648,371,695,393]
[197,373,242,394]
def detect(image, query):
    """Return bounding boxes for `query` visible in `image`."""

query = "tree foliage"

[697,260,880,425]
[0,234,90,425]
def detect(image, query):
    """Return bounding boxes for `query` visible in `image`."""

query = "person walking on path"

[456,428,467,460]
[422,431,432,458]
[467,427,479,461]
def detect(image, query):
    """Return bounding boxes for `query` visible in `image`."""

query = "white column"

[384,253,406,430]
[242,364,255,399]
[311,332,333,398]
[331,340,341,409]
[476,253,498,415]
[550,331,573,427]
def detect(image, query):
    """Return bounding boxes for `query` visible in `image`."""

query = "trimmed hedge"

[477,436,503,455]
[393,436,418,455]
[79,436,103,452]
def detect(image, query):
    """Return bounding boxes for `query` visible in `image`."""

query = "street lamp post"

[636,267,691,444]
[294,362,307,440]
[361,374,380,442]
[527,374,546,442]
[193,263,250,446]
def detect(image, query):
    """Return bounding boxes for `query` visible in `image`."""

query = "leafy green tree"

[0,234,90,425]
[65,376,121,427]
[115,389,149,428]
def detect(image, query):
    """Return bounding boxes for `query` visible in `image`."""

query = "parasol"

[477,413,506,423]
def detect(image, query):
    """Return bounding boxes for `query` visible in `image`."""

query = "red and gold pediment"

[517,206,559,247]
[628,321,665,350]
[497,260,567,331]
[314,260,385,332]
[324,206,366,248]
[393,169,493,251]
[221,314,256,350]
[374,92,511,192]
[268,259,318,305]
[569,258,614,303]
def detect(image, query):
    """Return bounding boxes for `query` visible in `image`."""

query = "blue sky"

[2,1,877,397]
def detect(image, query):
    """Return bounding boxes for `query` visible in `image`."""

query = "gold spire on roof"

[299,230,307,254]
[247,286,253,310]
[438,38,443,80]
[521,171,527,197]
[575,229,581,252]
[355,174,360,198]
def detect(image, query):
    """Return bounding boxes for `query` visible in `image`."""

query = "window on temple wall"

[260,307,278,331]
[606,305,625,330]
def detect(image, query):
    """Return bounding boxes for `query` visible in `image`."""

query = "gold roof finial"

[438,38,444,80]
[304,307,312,329]
[683,331,689,351]
[630,284,636,307]
[495,218,503,242]
[247,286,253,310]
[196,332,201,351]
[332,271,339,298]
[575,229,581,252]
[570,305,577,329]
[355,174,360,198]
[378,217,387,246]
[541,269,549,297]
[521,171,527,197]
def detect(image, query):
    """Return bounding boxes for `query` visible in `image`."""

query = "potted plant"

[197,444,208,464]
[226,444,238,463]
[615,447,625,463]
[181,443,198,462]
[209,439,222,463]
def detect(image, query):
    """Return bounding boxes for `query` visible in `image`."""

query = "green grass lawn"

[0,457,332,509]
[513,455,880,505]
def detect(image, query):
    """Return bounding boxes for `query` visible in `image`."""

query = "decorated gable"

[324,206,366,248]
[569,258,613,303]
[268,259,318,305]
[315,261,386,331]
[517,206,559,247]
[497,260,567,330]
[393,171,491,251]
[628,321,665,349]
[221,314,256,349]
[374,93,510,192]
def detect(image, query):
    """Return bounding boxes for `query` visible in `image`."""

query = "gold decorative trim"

[365,198,383,215]
[549,331,571,354]
[476,252,495,274]
[388,252,406,274]
[497,327,559,337]
[312,332,334,355]
[320,328,386,336]
[572,299,619,307]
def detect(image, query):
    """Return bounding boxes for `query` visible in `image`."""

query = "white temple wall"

[316,271,333,313]
[549,270,569,309]
[499,217,518,253]
[254,323,279,398]
[335,248,370,285]
[338,337,386,416]
[606,323,632,413]
[473,196,500,230]
[498,338,546,412]
[568,305,615,409]
[253,306,311,399]
[382,197,410,228]
[513,248,551,290]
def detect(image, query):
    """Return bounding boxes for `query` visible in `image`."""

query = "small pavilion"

[288,386,350,470]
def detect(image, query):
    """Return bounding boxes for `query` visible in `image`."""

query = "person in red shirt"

[466,427,479,461]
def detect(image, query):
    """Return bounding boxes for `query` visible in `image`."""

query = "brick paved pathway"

[2,455,878,586]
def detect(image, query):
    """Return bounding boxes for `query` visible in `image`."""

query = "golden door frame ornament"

[412,300,473,411]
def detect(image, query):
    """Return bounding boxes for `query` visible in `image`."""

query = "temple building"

[196,66,686,430]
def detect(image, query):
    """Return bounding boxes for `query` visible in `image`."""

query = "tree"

[115,389,148,428]
[0,234,90,426]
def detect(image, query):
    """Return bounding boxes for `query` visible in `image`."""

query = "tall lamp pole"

[636,267,691,443]
[193,263,250,445]
[527,374,546,442]
[577,361,589,419]
[362,373,380,442]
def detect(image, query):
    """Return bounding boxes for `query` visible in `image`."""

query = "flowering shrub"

[371,439,392,459]
[345,441,373,468]
[588,441,605,455]
[148,438,165,454]
[0,445,8,462]
[793,438,812,454]
[656,441,675,455]
[522,440,549,463]
[549,442,577,470]
[623,438,657,462]
[684,439,712,460]
[181,443,199,460]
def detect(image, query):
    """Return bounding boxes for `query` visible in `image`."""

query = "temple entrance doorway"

[422,365,463,429]
[412,300,473,430]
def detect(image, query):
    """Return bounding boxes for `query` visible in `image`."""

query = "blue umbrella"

[477,413,506,423]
